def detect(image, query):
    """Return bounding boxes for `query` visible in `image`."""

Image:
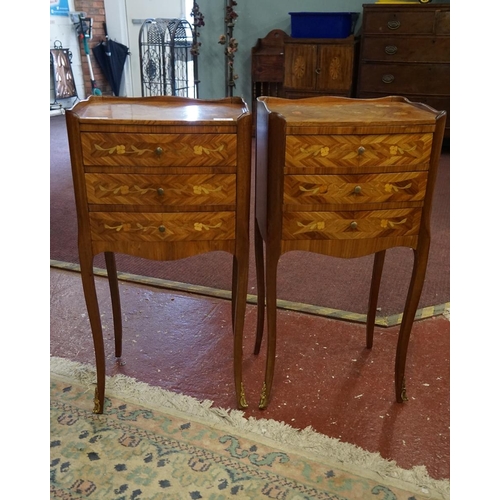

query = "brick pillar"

[74,0,113,96]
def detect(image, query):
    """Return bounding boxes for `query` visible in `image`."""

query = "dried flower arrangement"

[218,0,239,96]
[190,1,205,57]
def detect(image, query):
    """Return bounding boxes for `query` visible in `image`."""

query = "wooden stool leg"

[80,252,106,414]
[366,250,386,349]
[395,247,429,403]
[254,218,266,355]
[232,253,249,409]
[104,251,122,358]
[259,246,279,410]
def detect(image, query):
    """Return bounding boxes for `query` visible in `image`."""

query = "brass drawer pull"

[354,185,362,194]
[357,146,365,155]
[155,147,163,156]
[382,74,395,84]
[157,187,164,196]
[350,221,358,230]
[158,225,166,233]
[387,20,401,30]
[384,45,397,55]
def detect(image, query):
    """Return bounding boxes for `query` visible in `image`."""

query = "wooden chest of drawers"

[66,96,253,413]
[356,3,450,137]
[254,96,446,409]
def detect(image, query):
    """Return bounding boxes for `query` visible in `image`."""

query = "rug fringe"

[50,356,450,499]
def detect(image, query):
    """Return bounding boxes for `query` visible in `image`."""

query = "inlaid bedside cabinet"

[254,96,446,409]
[65,96,253,413]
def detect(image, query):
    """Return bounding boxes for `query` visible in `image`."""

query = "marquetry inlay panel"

[281,208,421,240]
[285,134,432,170]
[283,172,428,206]
[81,133,237,167]
[85,173,236,206]
[89,211,235,242]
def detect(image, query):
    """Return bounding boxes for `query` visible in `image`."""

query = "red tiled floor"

[50,266,450,480]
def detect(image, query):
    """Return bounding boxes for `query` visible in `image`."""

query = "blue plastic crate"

[289,12,358,39]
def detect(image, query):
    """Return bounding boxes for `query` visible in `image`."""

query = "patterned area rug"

[50,357,450,499]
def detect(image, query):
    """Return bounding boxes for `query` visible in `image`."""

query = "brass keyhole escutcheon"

[350,221,358,230]
[155,147,163,156]
[354,185,362,194]
[157,187,164,196]
[357,146,365,155]
[158,225,166,233]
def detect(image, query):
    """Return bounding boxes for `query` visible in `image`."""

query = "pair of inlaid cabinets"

[66,94,445,413]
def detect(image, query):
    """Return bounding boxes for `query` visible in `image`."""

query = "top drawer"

[81,133,237,167]
[363,9,450,36]
[285,133,433,172]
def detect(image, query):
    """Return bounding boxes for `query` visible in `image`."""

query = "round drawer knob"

[350,221,358,230]
[155,147,163,156]
[382,74,395,84]
[157,187,164,196]
[158,225,166,233]
[387,20,401,30]
[357,146,365,155]
[354,185,362,194]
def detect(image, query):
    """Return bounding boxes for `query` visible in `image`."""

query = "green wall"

[195,0,449,105]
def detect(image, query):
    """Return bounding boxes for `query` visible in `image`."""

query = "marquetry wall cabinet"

[283,36,358,98]
[66,95,252,413]
[254,96,446,409]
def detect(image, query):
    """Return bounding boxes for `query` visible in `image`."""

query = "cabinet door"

[316,44,354,92]
[284,44,317,91]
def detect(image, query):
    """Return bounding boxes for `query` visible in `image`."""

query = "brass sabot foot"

[93,386,102,414]
[238,383,248,409]
[258,382,268,410]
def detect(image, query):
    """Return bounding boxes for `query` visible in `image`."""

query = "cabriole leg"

[80,252,106,414]
[104,251,122,358]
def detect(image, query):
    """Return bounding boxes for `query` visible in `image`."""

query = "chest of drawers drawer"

[285,133,432,172]
[84,173,236,208]
[81,133,237,167]
[89,211,235,242]
[283,172,428,209]
[357,64,449,96]
[363,9,449,35]
[359,36,449,63]
[282,208,421,241]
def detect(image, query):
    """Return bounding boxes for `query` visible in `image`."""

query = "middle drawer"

[283,172,428,207]
[85,173,236,207]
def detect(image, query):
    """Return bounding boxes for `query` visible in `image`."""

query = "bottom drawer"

[90,212,235,242]
[282,208,421,240]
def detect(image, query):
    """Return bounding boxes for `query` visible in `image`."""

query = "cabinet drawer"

[357,63,449,95]
[283,172,428,206]
[360,36,449,63]
[282,208,421,240]
[85,173,236,206]
[89,211,235,242]
[81,133,237,167]
[285,134,433,171]
[363,11,441,35]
